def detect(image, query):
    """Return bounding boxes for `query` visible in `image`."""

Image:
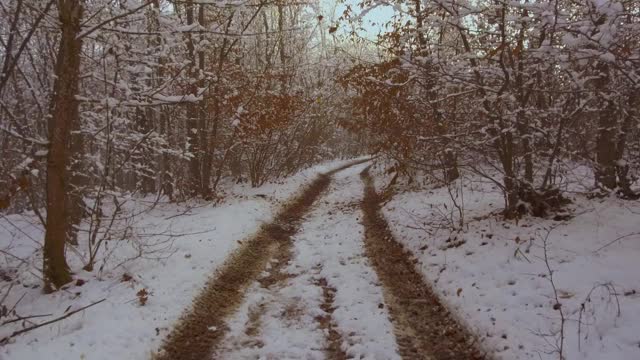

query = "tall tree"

[43,0,85,291]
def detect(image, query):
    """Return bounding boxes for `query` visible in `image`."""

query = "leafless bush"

[577,282,621,352]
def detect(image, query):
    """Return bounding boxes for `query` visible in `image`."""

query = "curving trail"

[154,160,366,360]
[214,163,399,359]
[155,160,487,360]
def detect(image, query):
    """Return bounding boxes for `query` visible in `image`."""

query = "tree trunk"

[278,3,286,91]
[594,62,618,190]
[185,0,201,195]
[443,149,459,183]
[148,0,173,199]
[43,0,84,292]
[65,129,85,245]
[494,114,519,217]
[614,91,638,198]
[502,152,519,218]
[197,3,211,199]
[414,0,426,52]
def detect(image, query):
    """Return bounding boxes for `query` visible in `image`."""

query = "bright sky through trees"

[322,0,396,38]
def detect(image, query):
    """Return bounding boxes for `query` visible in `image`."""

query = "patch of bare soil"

[360,167,488,360]
[314,277,349,360]
[154,160,368,360]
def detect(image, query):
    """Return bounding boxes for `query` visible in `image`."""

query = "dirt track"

[154,160,367,360]
[155,160,488,360]
[360,166,487,360]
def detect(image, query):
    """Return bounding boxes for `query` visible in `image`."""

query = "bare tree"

[43,0,85,291]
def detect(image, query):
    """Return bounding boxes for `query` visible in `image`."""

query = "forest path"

[156,161,486,360]
[214,163,399,359]
[154,160,367,360]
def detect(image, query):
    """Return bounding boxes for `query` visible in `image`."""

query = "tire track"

[215,162,400,360]
[154,160,368,360]
[314,276,349,360]
[359,166,487,360]
[213,234,297,358]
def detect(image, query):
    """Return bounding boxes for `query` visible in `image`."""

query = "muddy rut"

[360,167,487,360]
[314,276,349,360]
[154,160,367,360]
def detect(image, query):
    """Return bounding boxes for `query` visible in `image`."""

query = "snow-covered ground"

[375,164,640,360]
[216,162,400,359]
[0,159,354,360]
[4,156,637,360]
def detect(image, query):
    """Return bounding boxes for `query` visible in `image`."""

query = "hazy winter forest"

[1,0,638,359]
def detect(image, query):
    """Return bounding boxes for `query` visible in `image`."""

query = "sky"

[321,0,397,38]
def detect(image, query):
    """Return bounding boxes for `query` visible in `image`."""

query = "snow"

[0,159,356,360]
[151,93,202,103]
[215,266,328,359]
[4,158,636,360]
[376,166,640,360]
[217,163,400,359]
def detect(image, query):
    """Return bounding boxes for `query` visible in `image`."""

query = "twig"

[163,202,211,220]
[0,283,14,306]
[1,313,52,326]
[541,226,565,360]
[514,247,532,263]
[0,299,106,344]
[8,293,26,315]
[593,232,640,253]
[0,249,32,268]
[578,282,622,351]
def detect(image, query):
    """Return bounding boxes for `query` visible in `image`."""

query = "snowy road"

[215,163,401,359]
[156,161,485,360]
